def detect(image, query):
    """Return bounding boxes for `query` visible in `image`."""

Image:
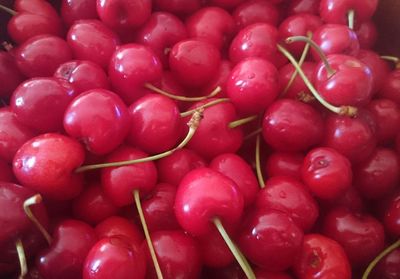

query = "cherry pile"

[1,0,400,278]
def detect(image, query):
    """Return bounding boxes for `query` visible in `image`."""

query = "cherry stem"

[380,55,400,68]
[213,218,256,279]
[16,239,27,279]
[228,115,258,129]
[285,35,336,78]
[180,98,230,118]
[76,109,203,173]
[282,31,312,96]
[23,194,52,245]
[0,4,17,15]
[255,134,265,188]
[133,190,164,279]
[277,44,358,117]
[145,83,221,102]
[362,238,400,279]
[347,9,355,30]
[244,128,262,140]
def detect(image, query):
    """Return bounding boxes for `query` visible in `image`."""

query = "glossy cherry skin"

[101,145,158,206]
[293,234,351,279]
[257,176,319,232]
[262,99,324,152]
[83,236,146,279]
[323,206,385,267]
[384,192,400,237]
[54,60,110,94]
[127,94,182,154]
[152,0,202,15]
[156,148,207,186]
[237,208,303,271]
[379,69,400,105]
[314,54,373,107]
[186,7,235,50]
[0,107,36,162]
[233,0,279,30]
[13,133,85,200]
[96,0,151,31]
[354,148,400,200]
[135,12,187,68]
[265,152,304,179]
[302,147,352,200]
[184,99,244,160]
[108,44,162,104]
[15,35,72,78]
[64,89,130,155]
[355,21,377,49]
[226,57,279,115]
[287,0,319,15]
[174,167,244,236]
[169,39,221,88]
[11,77,77,133]
[61,0,98,26]
[67,20,120,69]
[209,153,259,208]
[0,52,25,98]
[14,0,60,19]
[36,219,98,279]
[229,23,278,65]
[144,230,202,279]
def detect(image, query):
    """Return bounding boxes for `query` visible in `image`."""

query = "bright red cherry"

[379,69,400,105]
[61,0,98,27]
[233,0,279,30]
[14,0,60,19]
[265,152,304,180]
[0,51,24,99]
[278,62,316,100]
[287,0,319,15]
[13,133,85,200]
[199,59,232,99]
[355,21,378,49]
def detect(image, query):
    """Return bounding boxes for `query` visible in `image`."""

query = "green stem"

[244,128,262,141]
[180,98,230,118]
[347,9,355,30]
[24,194,52,245]
[16,239,27,279]
[145,83,221,102]
[228,115,258,129]
[0,4,17,15]
[255,135,265,188]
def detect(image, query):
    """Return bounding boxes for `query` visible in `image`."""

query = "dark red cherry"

[0,159,14,182]
[384,192,400,237]
[15,35,72,78]
[265,152,304,180]
[61,0,98,27]
[287,0,319,15]
[64,89,130,155]
[208,0,245,9]
[262,99,324,152]
[302,147,352,200]
[11,77,77,133]
[355,21,377,49]
[226,57,279,115]
[152,0,202,15]
[0,52,24,98]
[379,69,400,105]
[36,219,98,279]
[233,0,279,30]
[67,20,120,69]
[54,60,110,94]
[13,133,85,200]
[255,269,294,279]
[237,208,303,271]
[174,167,244,236]
[293,234,351,279]
[323,206,385,267]
[324,186,365,213]
[83,236,146,279]
[370,248,400,279]
[257,176,319,232]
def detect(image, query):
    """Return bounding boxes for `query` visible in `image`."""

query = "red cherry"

[293,234,351,279]
[355,21,378,49]
[262,99,324,152]
[255,269,294,279]
[67,19,120,69]
[369,248,400,279]
[0,51,24,98]
[257,176,319,232]
[301,147,352,200]
[226,57,279,115]
[11,77,77,133]
[265,151,304,180]
[287,0,319,15]
[15,35,72,78]
[13,133,85,200]
[61,0,98,27]
[199,59,232,99]
[379,69,400,105]
[14,0,60,19]
[36,219,98,279]
[174,167,244,236]
[384,192,400,237]
[208,0,245,9]
[152,0,202,15]
[0,159,15,182]
[233,0,280,30]
[324,186,365,213]
[323,206,385,267]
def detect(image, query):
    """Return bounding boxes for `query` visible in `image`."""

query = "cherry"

[0,51,24,98]
[144,230,202,279]
[324,186,365,213]
[186,7,235,50]
[369,248,400,279]
[302,147,352,200]
[135,12,187,68]
[13,133,85,200]
[378,69,400,105]
[61,0,98,27]
[232,0,279,30]
[72,183,119,225]
[96,0,151,32]
[226,57,279,115]
[355,21,378,49]
[199,59,232,100]
[67,19,120,69]
[202,263,245,279]
[265,151,304,179]
[323,206,385,267]
[0,107,36,162]
[36,219,98,279]
[54,60,110,94]
[353,148,400,200]
[11,77,77,133]
[169,39,221,88]
[108,43,162,104]
[208,0,245,9]
[256,176,319,232]
[237,208,304,271]
[293,234,351,279]
[262,99,324,152]
[152,0,202,15]
[14,35,69,78]
[83,236,146,279]
[287,0,319,15]
[14,0,60,19]
[0,159,15,182]
[384,192,400,237]
[254,269,294,279]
